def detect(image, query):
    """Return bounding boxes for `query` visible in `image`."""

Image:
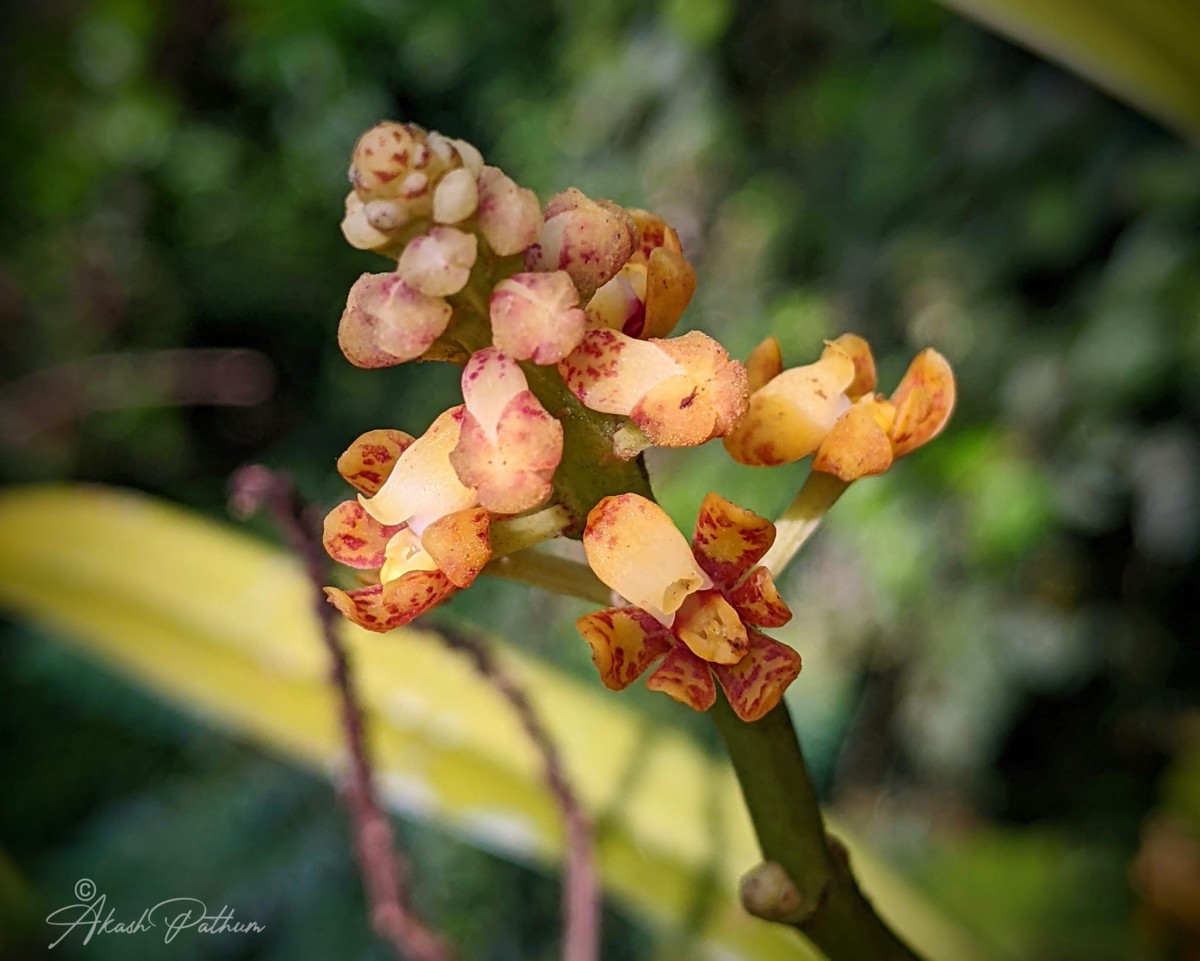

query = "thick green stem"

[710,693,924,961]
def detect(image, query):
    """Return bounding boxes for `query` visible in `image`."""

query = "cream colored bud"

[433,168,479,224]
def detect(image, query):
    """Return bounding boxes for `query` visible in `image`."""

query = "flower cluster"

[324,121,746,631]
[323,119,956,722]
[724,334,955,478]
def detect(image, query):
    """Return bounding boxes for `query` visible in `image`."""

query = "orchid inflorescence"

[322,121,956,723]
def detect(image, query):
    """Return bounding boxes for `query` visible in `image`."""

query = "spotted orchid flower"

[586,209,697,340]
[524,188,636,300]
[323,409,491,632]
[559,328,748,452]
[449,347,564,515]
[724,334,955,480]
[576,493,800,722]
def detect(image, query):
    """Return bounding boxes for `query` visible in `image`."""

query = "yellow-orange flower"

[724,334,955,480]
[323,412,492,632]
[576,493,800,722]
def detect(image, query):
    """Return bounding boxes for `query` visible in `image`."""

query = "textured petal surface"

[421,506,492,588]
[559,328,675,416]
[632,332,748,448]
[645,646,716,712]
[324,569,456,633]
[672,590,749,665]
[888,348,956,459]
[397,226,478,297]
[524,188,635,299]
[691,493,776,591]
[583,494,711,625]
[339,273,453,367]
[361,406,477,531]
[322,500,405,570]
[336,428,414,495]
[713,631,802,723]
[432,167,479,224]
[476,166,543,256]
[451,349,563,514]
[726,566,793,629]
[813,400,895,481]
[722,349,854,466]
[489,271,586,365]
[575,607,672,690]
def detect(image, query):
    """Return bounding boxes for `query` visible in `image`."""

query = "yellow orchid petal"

[476,166,543,256]
[575,607,673,690]
[640,246,696,339]
[583,494,712,625]
[645,646,716,712]
[397,226,478,298]
[888,348,957,459]
[745,336,783,392]
[335,428,414,495]
[360,406,478,531]
[713,630,802,723]
[722,346,855,466]
[322,500,404,570]
[813,398,896,481]
[379,527,440,583]
[691,492,776,591]
[672,590,749,665]
[421,506,492,588]
[826,333,877,399]
[631,332,748,448]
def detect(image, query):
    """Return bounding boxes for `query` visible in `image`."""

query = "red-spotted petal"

[691,493,776,591]
[336,429,415,495]
[421,506,492,588]
[575,607,672,690]
[322,500,405,569]
[323,569,456,633]
[713,630,802,723]
[726,566,792,629]
[645,646,716,712]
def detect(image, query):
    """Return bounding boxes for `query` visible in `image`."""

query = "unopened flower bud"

[397,226,478,297]
[339,273,453,367]
[477,167,543,256]
[489,271,586,364]
[525,188,635,300]
[432,168,480,224]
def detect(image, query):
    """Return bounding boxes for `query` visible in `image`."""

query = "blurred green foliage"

[2,0,1199,958]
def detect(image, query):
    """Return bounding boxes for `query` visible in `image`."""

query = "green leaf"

[0,485,989,961]
[939,0,1200,137]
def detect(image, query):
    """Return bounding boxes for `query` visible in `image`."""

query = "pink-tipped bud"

[489,271,587,365]
[524,188,636,300]
[476,166,543,256]
[397,226,478,297]
[450,348,564,515]
[338,273,453,367]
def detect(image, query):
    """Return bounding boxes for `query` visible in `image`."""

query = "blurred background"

[2,0,1199,958]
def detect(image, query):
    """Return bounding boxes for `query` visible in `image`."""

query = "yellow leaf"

[0,485,990,961]
[940,0,1200,138]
